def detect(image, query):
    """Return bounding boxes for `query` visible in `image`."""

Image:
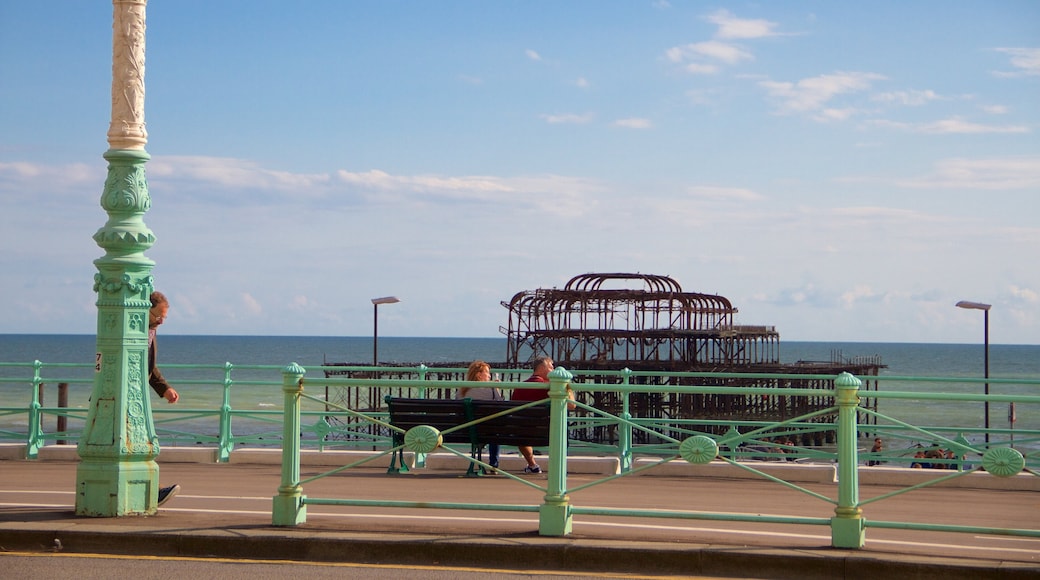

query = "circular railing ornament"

[403,425,442,454]
[981,447,1025,478]
[680,435,718,464]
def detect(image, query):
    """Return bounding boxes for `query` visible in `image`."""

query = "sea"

[1,335,1037,449]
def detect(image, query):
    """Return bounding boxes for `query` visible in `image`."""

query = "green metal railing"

[3,358,1039,548]
[272,364,1040,549]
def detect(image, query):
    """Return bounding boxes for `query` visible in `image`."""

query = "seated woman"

[457,360,502,471]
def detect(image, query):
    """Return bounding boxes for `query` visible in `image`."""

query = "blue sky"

[1,1,1037,344]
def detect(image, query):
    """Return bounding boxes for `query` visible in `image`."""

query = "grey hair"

[531,356,553,371]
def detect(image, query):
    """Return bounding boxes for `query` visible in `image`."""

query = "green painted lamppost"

[76,0,161,516]
[955,300,991,446]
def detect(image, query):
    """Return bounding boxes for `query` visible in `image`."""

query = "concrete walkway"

[1,451,1037,579]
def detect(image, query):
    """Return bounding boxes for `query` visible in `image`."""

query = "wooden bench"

[385,396,550,475]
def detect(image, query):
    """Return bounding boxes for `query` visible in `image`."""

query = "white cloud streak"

[704,9,782,39]
[992,47,1040,77]
[539,112,594,124]
[759,72,887,116]
[613,118,653,129]
[899,156,1040,190]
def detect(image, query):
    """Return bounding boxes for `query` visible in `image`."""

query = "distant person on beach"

[148,291,181,507]
[457,360,503,472]
[867,437,883,466]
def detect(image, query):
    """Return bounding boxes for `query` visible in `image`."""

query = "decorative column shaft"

[273,364,308,526]
[831,372,865,548]
[76,0,160,517]
[539,366,573,536]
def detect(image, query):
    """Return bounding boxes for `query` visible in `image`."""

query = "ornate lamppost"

[76,0,160,516]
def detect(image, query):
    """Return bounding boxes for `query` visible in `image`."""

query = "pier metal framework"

[499,273,883,444]
[501,272,780,371]
[325,273,883,446]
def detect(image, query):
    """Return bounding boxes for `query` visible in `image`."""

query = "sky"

[1,2,1038,345]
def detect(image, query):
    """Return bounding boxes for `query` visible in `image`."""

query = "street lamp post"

[371,296,400,367]
[955,300,991,445]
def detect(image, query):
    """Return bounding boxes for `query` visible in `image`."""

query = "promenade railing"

[3,360,1035,465]
[271,364,1039,549]
[3,358,1039,548]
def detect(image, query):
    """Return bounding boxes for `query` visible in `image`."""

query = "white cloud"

[575,77,590,88]
[992,47,1040,77]
[539,112,594,124]
[525,49,542,61]
[864,116,1029,134]
[759,71,886,116]
[980,104,1009,115]
[666,41,752,74]
[704,9,781,39]
[917,117,1029,134]
[0,161,103,196]
[613,118,653,129]
[814,108,858,122]
[1010,285,1039,303]
[872,89,941,106]
[242,293,263,315]
[149,156,332,192]
[841,285,881,308]
[898,156,1040,190]
[687,186,764,202]
[683,62,720,75]
[689,41,754,64]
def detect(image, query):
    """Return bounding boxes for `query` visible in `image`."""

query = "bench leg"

[387,439,410,474]
[465,444,482,477]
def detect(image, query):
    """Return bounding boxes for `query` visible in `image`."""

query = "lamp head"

[955,301,991,311]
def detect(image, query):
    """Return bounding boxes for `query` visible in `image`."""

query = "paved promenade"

[1,451,1037,579]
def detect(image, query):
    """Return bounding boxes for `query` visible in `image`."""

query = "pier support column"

[76,0,160,517]
[831,372,865,548]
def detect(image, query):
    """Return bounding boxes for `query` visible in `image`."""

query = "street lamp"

[371,296,400,367]
[955,300,991,445]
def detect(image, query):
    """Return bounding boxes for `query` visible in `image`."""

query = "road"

[1,552,719,580]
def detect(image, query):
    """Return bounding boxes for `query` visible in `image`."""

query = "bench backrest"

[385,397,550,447]
[384,397,474,444]
[471,400,550,447]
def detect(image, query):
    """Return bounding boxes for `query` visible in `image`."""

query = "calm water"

[2,335,1037,445]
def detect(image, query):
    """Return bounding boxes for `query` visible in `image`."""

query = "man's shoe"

[157,484,180,507]
[523,465,542,474]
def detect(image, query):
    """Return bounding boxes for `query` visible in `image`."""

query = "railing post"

[415,364,430,467]
[25,361,44,459]
[619,368,633,473]
[831,371,865,548]
[216,362,234,462]
[539,366,573,536]
[273,362,307,526]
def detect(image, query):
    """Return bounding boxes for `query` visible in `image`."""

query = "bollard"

[57,383,68,445]
[273,362,307,526]
[831,371,865,548]
[26,362,44,459]
[619,368,633,473]
[217,362,234,462]
[539,366,574,536]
